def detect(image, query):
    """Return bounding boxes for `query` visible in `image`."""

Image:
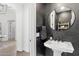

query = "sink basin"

[44,40,74,56]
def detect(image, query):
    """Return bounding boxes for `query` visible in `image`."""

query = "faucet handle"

[50,37,52,41]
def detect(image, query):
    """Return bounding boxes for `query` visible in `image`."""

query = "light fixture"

[0,3,7,14]
[60,6,65,10]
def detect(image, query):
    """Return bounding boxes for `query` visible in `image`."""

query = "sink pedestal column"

[52,49,62,56]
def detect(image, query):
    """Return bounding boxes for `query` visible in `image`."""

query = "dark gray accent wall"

[45,3,79,56]
[36,3,79,56]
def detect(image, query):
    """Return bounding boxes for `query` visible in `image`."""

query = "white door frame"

[29,3,36,56]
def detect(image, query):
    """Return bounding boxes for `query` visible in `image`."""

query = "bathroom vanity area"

[36,3,79,56]
[44,40,74,56]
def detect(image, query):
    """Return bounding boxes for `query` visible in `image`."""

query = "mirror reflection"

[50,7,75,31]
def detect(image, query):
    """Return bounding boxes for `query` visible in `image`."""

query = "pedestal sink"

[44,40,74,56]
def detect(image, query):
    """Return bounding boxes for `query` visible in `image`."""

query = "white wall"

[14,4,24,51]
[23,4,30,52]
[23,3,36,54]
[7,4,36,55]
[7,3,24,51]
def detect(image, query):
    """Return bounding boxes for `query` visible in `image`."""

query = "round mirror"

[49,6,75,31]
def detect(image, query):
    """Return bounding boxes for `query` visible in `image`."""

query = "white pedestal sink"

[44,40,74,56]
